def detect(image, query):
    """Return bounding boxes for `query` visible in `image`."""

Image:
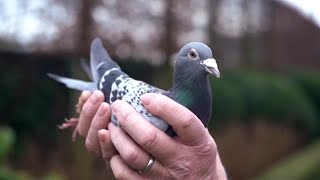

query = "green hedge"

[0,127,14,163]
[0,127,64,180]
[209,71,319,138]
[290,72,320,131]
[0,57,69,146]
[0,167,65,180]
[210,77,246,128]
[290,72,320,110]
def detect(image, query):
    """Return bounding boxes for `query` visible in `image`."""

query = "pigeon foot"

[58,118,79,141]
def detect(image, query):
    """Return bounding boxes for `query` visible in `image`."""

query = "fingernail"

[98,129,106,142]
[98,103,107,117]
[90,91,99,103]
[111,100,120,113]
[141,93,155,106]
[91,90,103,104]
[82,90,91,97]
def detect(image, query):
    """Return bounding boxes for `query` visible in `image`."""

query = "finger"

[110,155,147,180]
[76,91,92,113]
[78,90,104,137]
[111,100,178,160]
[98,129,117,161]
[109,123,158,170]
[109,123,150,170]
[85,102,111,155]
[109,123,166,177]
[141,93,208,145]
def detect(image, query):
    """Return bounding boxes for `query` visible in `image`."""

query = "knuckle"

[140,130,158,149]
[91,117,104,131]
[167,154,192,178]
[205,138,217,154]
[180,113,197,130]
[90,122,100,132]
[123,148,140,164]
[198,140,216,157]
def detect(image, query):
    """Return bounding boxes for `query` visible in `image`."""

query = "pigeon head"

[176,42,220,78]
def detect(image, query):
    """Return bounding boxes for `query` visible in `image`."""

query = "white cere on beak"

[202,58,218,69]
[200,58,220,78]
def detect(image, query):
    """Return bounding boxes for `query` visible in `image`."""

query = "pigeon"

[48,37,220,138]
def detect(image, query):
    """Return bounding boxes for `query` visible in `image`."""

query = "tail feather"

[48,37,123,94]
[47,73,97,91]
[90,38,120,83]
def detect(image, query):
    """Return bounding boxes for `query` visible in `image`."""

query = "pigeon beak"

[200,58,220,78]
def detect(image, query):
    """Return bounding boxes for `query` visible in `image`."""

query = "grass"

[253,139,320,180]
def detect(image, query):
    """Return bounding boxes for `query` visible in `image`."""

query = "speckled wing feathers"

[107,75,169,131]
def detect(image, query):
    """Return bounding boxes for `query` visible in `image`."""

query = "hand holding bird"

[48,38,226,179]
[76,91,227,179]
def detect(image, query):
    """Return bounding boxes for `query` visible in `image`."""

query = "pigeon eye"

[188,49,198,59]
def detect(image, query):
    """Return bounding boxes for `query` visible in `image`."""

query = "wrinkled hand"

[76,91,227,179]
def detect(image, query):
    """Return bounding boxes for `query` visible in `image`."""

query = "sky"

[0,0,319,45]
[280,0,320,26]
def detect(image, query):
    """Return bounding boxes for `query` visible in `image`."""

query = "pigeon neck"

[171,70,210,106]
[172,69,209,90]
[169,68,212,127]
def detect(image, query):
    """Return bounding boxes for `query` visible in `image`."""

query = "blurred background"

[0,0,319,179]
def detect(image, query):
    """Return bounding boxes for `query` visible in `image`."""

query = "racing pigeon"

[48,38,220,137]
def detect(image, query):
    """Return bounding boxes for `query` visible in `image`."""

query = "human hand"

[74,91,227,179]
[107,93,227,179]
[76,90,117,159]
